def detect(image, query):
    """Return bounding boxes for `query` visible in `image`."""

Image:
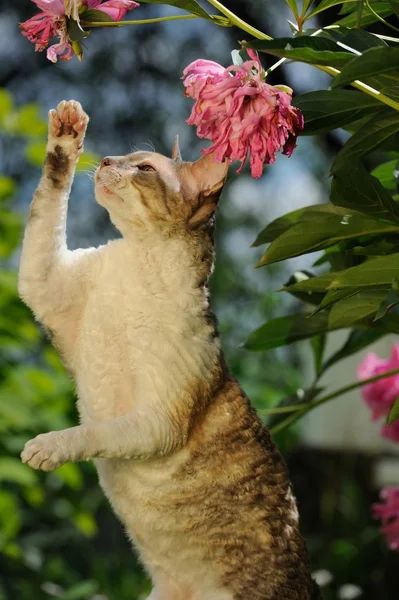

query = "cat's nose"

[100,157,114,168]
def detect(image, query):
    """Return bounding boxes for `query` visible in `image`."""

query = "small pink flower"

[20,0,139,62]
[182,50,304,178]
[87,0,139,21]
[357,345,399,441]
[373,487,399,551]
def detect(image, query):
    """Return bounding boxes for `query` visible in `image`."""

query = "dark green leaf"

[371,159,399,192]
[136,0,213,20]
[243,312,330,351]
[307,0,359,18]
[387,396,399,425]
[331,161,399,221]
[243,37,352,67]
[322,328,385,372]
[283,271,326,306]
[351,240,398,256]
[328,290,387,328]
[311,335,326,376]
[374,287,399,320]
[333,111,399,169]
[67,17,91,40]
[257,212,398,266]
[388,0,399,17]
[332,47,399,89]
[293,90,382,135]
[324,26,388,51]
[80,9,113,23]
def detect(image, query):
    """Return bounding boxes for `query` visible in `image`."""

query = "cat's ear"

[172,136,182,162]
[181,153,228,228]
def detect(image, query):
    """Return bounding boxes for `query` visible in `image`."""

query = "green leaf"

[333,111,399,168]
[328,290,387,328]
[80,9,113,23]
[283,271,326,306]
[285,0,299,17]
[243,312,330,351]
[293,90,382,135]
[0,458,37,486]
[387,396,399,425]
[286,253,399,293]
[374,287,399,320]
[257,211,398,266]
[311,335,326,376]
[302,0,315,15]
[307,0,362,19]
[332,47,399,89]
[314,287,362,314]
[337,1,394,26]
[15,104,47,137]
[136,0,213,20]
[322,328,385,372]
[331,161,399,221]
[388,0,399,17]
[68,17,92,40]
[0,89,13,125]
[351,241,398,256]
[371,159,399,191]
[253,204,358,246]
[62,580,99,600]
[324,26,388,52]
[243,37,352,68]
[0,176,16,200]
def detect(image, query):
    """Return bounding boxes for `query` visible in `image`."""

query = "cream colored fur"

[19,101,232,600]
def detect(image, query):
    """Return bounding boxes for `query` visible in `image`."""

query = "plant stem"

[267,367,399,435]
[81,15,201,28]
[206,0,272,40]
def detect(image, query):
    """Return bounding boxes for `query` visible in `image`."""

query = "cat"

[19,100,319,600]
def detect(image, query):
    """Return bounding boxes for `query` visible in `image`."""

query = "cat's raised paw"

[21,431,67,472]
[48,100,89,146]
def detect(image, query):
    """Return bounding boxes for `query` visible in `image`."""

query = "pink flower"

[182,51,304,178]
[373,487,399,551]
[357,344,399,441]
[87,0,139,21]
[20,0,139,62]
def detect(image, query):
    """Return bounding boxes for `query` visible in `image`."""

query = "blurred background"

[0,1,398,598]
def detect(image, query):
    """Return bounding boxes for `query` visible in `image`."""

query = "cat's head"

[94,139,228,240]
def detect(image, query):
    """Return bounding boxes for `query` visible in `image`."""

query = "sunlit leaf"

[136,0,213,20]
[332,47,399,89]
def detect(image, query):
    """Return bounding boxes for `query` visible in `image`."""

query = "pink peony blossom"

[20,0,139,62]
[373,487,399,551]
[357,344,399,442]
[182,50,304,178]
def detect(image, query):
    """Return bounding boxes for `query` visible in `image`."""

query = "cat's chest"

[74,247,213,420]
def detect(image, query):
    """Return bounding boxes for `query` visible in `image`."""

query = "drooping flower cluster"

[182,51,304,179]
[373,487,399,551]
[20,0,139,63]
[357,344,399,442]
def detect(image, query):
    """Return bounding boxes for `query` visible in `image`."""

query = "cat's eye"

[137,164,156,172]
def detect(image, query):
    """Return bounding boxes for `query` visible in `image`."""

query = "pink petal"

[46,40,74,62]
[32,0,65,15]
[95,0,139,21]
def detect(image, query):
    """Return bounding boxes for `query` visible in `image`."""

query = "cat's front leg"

[22,408,185,471]
[18,100,89,320]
